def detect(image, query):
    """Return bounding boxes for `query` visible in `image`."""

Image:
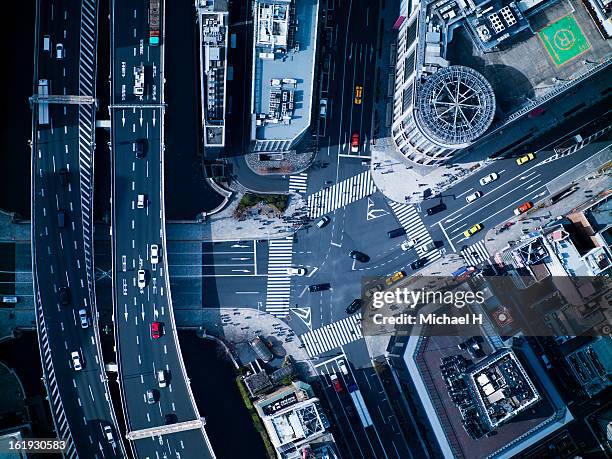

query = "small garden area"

[234,193,289,220]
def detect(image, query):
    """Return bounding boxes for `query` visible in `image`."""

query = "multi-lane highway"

[31,0,124,456]
[109,0,215,457]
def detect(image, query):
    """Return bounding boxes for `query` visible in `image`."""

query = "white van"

[43,35,51,52]
[137,194,146,209]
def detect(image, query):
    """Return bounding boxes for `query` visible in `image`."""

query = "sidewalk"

[181,191,307,241]
[178,307,316,378]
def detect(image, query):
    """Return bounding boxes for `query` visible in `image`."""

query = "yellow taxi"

[386,271,405,286]
[516,152,535,165]
[354,85,363,105]
[463,223,482,238]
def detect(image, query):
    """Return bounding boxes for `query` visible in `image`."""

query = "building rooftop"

[565,336,612,397]
[250,0,318,149]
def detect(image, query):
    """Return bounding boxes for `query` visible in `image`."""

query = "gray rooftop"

[251,0,318,142]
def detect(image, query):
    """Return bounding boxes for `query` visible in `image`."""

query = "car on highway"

[78,309,89,329]
[59,168,70,187]
[346,299,362,314]
[151,321,162,339]
[401,238,418,251]
[410,258,426,270]
[164,414,178,425]
[43,35,51,52]
[71,351,82,371]
[364,284,383,298]
[514,201,533,215]
[516,152,535,165]
[309,283,331,292]
[338,359,349,375]
[354,85,363,105]
[463,223,482,238]
[320,99,327,117]
[137,269,147,289]
[134,140,146,159]
[349,250,369,262]
[58,287,71,305]
[388,227,407,238]
[150,244,160,264]
[137,194,146,209]
[57,210,66,228]
[351,132,359,153]
[426,203,446,215]
[157,370,167,388]
[103,425,115,447]
[146,389,157,404]
[466,191,482,203]
[316,215,330,228]
[287,267,306,276]
[479,173,499,186]
[330,374,343,392]
[56,43,65,59]
[386,271,405,286]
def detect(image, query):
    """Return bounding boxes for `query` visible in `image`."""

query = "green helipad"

[538,15,591,67]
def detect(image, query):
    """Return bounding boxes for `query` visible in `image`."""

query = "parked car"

[316,216,331,228]
[479,173,498,186]
[346,299,362,314]
[71,350,82,371]
[466,191,482,203]
[309,283,331,292]
[514,201,533,215]
[364,284,383,298]
[516,152,535,165]
[349,250,369,262]
[463,223,482,238]
[151,321,162,339]
[330,374,343,392]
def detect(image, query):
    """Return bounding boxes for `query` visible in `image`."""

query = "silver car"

[137,269,147,289]
[78,309,89,329]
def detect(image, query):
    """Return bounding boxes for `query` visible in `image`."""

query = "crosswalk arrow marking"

[367,197,390,221]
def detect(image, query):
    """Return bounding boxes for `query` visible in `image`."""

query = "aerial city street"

[0,0,610,458]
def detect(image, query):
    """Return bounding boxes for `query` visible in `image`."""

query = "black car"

[426,203,446,215]
[134,140,146,158]
[58,287,71,305]
[164,413,178,425]
[59,168,70,187]
[309,283,331,292]
[410,258,426,270]
[349,250,370,262]
[346,299,362,314]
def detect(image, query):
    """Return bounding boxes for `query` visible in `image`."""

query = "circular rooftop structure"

[415,66,495,148]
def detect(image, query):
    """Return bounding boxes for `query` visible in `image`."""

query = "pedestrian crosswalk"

[388,201,441,263]
[288,173,308,194]
[300,314,363,358]
[265,237,294,317]
[307,171,376,218]
[460,240,491,266]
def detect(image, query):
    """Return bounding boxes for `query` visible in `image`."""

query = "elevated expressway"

[109,0,215,457]
[30,0,124,457]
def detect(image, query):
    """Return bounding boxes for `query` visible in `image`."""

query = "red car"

[351,132,359,153]
[151,322,162,339]
[330,374,343,392]
[514,201,533,215]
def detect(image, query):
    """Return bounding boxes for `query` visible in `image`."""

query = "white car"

[401,238,418,251]
[71,351,82,371]
[466,191,482,203]
[150,244,159,264]
[157,370,167,388]
[137,269,147,289]
[103,425,115,447]
[56,43,65,59]
[78,309,89,329]
[320,99,327,117]
[479,173,499,186]
[287,267,306,276]
[137,194,146,209]
[338,359,349,375]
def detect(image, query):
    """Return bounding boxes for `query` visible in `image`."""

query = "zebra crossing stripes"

[300,314,363,358]
[388,201,441,262]
[288,173,308,194]
[307,171,376,218]
[461,240,491,266]
[265,237,294,317]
